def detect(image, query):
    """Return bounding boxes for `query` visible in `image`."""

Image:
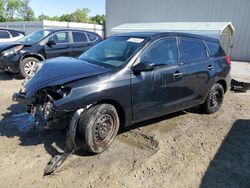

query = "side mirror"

[132,61,154,73]
[46,40,56,47]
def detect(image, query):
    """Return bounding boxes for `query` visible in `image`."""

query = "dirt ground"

[0,62,249,188]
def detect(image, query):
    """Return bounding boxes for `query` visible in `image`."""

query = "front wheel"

[201,83,224,114]
[19,57,40,78]
[77,104,120,154]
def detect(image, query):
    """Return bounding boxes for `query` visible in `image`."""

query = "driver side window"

[49,32,69,44]
[140,38,178,66]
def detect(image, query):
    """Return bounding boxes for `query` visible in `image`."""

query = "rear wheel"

[19,57,40,78]
[202,83,224,114]
[77,104,120,154]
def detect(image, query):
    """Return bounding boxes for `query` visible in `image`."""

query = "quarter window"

[49,32,69,43]
[180,38,207,63]
[72,32,88,42]
[140,38,178,66]
[0,31,10,39]
[9,30,23,37]
[87,33,98,42]
[205,41,225,57]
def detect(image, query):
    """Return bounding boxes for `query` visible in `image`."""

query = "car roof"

[0,28,25,34]
[113,32,219,43]
[41,28,100,36]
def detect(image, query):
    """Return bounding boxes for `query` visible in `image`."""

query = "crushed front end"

[13,84,73,130]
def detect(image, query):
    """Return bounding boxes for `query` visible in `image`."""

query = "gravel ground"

[0,62,249,188]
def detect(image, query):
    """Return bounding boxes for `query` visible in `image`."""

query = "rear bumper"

[0,54,22,73]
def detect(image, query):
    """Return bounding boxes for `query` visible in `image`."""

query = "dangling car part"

[231,79,250,93]
[43,108,84,175]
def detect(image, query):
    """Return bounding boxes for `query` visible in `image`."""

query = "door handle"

[173,71,183,77]
[208,65,214,71]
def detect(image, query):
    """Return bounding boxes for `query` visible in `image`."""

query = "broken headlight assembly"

[1,45,23,56]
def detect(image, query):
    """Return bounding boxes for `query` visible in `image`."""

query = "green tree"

[72,8,90,22]
[59,13,74,22]
[37,13,50,21]
[91,14,105,25]
[20,0,35,21]
[0,0,5,21]
[6,0,23,21]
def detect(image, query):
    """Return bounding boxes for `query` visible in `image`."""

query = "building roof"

[111,22,235,39]
[113,32,218,42]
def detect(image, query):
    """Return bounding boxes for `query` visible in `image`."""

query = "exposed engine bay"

[26,86,72,130]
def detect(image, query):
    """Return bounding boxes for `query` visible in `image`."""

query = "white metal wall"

[0,20,104,37]
[106,0,250,61]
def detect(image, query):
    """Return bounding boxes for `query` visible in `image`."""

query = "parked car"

[13,32,231,154]
[0,28,102,78]
[0,28,25,43]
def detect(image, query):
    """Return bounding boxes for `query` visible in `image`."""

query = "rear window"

[205,41,226,57]
[72,32,88,43]
[87,33,98,42]
[180,38,207,63]
[0,31,10,39]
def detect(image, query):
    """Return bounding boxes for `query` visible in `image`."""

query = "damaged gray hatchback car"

[13,32,231,154]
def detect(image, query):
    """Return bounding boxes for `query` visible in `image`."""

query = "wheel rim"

[93,113,117,147]
[24,61,37,77]
[209,89,222,109]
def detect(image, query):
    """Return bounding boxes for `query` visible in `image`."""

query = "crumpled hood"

[0,42,24,52]
[24,57,109,97]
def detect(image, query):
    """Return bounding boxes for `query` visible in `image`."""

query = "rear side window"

[205,41,226,57]
[180,38,207,63]
[72,32,88,42]
[0,31,10,39]
[87,33,98,42]
[140,38,178,66]
[9,30,23,37]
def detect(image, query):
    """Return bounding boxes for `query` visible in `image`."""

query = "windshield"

[18,30,51,44]
[79,36,146,68]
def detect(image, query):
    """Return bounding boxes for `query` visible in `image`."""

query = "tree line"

[0,0,105,25]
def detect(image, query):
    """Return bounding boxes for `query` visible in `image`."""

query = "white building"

[106,0,250,61]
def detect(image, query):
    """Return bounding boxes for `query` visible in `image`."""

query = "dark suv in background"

[0,28,102,78]
[14,32,231,154]
[0,28,25,43]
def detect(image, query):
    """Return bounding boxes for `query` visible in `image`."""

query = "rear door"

[44,31,71,59]
[131,37,184,122]
[70,31,92,57]
[178,37,216,108]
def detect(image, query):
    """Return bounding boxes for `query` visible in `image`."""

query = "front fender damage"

[13,88,90,175]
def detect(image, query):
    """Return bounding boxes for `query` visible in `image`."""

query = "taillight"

[226,56,231,65]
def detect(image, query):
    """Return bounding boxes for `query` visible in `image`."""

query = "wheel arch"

[216,79,227,93]
[20,53,45,62]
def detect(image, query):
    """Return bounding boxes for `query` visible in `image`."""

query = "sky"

[29,0,105,17]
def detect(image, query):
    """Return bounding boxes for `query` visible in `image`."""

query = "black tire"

[202,83,224,114]
[77,104,120,154]
[19,57,40,78]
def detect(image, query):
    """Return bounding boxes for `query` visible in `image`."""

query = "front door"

[44,31,71,59]
[131,37,184,122]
